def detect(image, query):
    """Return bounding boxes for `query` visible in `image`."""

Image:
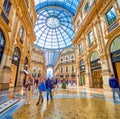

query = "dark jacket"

[46,79,55,89]
[109,78,119,88]
[46,78,51,89]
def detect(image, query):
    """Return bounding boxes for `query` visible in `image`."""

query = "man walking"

[109,74,120,100]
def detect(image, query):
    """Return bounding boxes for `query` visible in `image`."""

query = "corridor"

[0,87,120,119]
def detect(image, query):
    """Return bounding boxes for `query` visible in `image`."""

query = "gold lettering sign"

[113,53,120,58]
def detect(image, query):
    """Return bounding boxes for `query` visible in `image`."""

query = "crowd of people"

[22,73,120,105]
[23,75,60,105]
[23,74,77,105]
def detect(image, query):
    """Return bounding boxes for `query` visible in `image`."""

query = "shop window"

[105,7,117,26]
[0,30,5,63]
[88,31,93,47]
[3,0,11,16]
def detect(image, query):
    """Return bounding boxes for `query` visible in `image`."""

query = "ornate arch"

[110,35,120,53]
[106,34,120,56]
[90,51,100,62]
[0,26,10,52]
[87,50,100,65]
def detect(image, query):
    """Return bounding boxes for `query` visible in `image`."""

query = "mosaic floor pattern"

[0,87,120,119]
[0,99,19,114]
[13,98,120,119]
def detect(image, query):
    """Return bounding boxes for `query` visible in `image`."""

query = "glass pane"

[106,7,117,26]
[34,7,75,50]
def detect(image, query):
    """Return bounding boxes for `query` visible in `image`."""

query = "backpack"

[39,81,46,91]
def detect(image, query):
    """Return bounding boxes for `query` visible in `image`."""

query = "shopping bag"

[51,89,55,96]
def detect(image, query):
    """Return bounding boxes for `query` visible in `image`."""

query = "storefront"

[110,36,120,84]
[90,51,103,88]
[10,47,20,87]
[80,60,85,86]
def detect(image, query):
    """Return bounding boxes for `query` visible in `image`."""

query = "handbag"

[39,81,46,91]
[51,89,55,96]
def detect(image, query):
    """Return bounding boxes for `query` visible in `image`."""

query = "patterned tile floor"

[0,87,120,119]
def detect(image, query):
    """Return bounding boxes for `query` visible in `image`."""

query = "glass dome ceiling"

[34,7,74,50]
[34,0,80,66]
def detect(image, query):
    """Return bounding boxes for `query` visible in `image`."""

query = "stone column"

[100,54,111,91]
[84,62,91,88]
[76,61,80,87]
[97,18,111,91]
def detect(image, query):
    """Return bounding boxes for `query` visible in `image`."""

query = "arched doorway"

[10,47,21,87]
[47,67,53,78]
[0,30,5,63]
[80,60,85,86]
[90,51,103,88]
[110,35,120,85]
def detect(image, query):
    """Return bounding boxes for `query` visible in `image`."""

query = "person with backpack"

[36,76,46,105]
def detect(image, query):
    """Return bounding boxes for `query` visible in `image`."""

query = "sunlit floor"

[0,86,120,119]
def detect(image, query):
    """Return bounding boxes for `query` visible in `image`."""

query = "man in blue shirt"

[109,74,120,100]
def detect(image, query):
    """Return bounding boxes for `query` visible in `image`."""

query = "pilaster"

[0,50,12,90]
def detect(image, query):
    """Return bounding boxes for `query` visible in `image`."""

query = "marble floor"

[0,87,120,119]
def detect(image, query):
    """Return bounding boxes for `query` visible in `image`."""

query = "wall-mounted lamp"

[25,64,28,68]
[14,56,18,61]
[98,60,101,64]
[82,66,85,69]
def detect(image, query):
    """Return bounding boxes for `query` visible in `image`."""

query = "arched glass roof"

[34,0,80,66]
[34,7,74,50]
[35,0,80,15]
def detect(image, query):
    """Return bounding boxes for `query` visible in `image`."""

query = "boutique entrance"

[90,51,103,88]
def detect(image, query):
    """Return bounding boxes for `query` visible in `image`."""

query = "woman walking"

[25,74,34,104]
[36,76,46,105]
